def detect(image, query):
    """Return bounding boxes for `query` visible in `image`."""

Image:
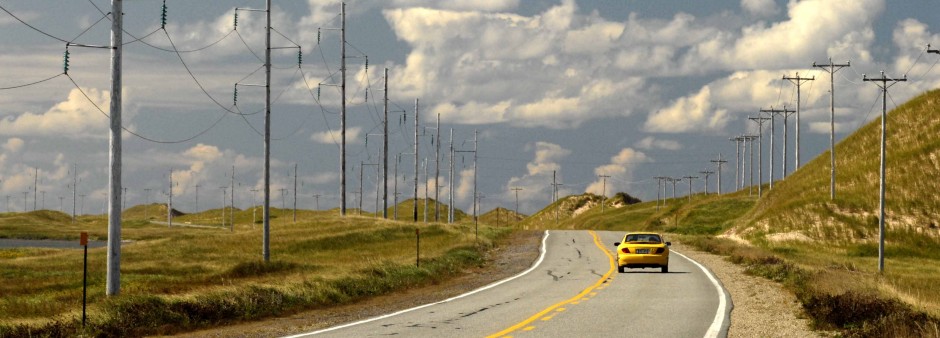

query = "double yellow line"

[487,230,616,338]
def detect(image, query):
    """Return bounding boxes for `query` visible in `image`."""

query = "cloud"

[741,0,778,17]
[504,142,570,213]
[645,86,729,133]
[3,138,24,153]
[585,148,650,195]
[0,88,110,139]
[635,136,681,151]
[311,126,361,144]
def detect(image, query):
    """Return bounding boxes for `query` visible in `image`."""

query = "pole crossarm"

[814,57,851,200]
[927,43,939,55]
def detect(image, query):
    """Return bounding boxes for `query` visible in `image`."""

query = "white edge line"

[671,250,730,338]
[282,230,552,338]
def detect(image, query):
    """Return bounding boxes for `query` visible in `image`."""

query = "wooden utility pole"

[434,113,441,221]
[813,58,851,200]
[653,176,664,208]
[340,2,347,217]
[293,164,298,223]
[413,99,419,222]
[220,187,227,227]
[448,129,455,223]
[511,187,523,215]
[783,72,814,169]
[760,106,794,188]
[383,68,389,218]
[744,135,758,196]
[863,71,906,274]
[730,136,743,190]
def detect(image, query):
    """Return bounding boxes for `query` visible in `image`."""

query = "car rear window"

[624,234,661,243]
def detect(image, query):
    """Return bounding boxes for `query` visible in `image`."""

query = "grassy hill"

[478,207,526,226]
[732,89,940,243]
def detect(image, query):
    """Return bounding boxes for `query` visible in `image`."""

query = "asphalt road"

[286,230,731,338]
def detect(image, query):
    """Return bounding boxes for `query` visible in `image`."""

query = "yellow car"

[614,232,671,273]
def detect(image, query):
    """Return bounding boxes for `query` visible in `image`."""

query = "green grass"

[0,203,506,336]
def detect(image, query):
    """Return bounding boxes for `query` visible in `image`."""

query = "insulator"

[317,28,321,44]
[317,86,321,100]
[233,85,238,105]
[298,50,303,67]
[161,0,167,29]
[364,57,368,71]
[364,91,368,102]
[234,13,238,29]
[63,47,70,74]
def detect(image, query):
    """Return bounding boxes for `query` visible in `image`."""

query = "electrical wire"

[0,73,63,90]
[0,4,72,43]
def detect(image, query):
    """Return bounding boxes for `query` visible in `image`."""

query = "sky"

[1,0,939,216]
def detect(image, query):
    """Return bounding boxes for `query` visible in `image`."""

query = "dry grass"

[0,206,505,336]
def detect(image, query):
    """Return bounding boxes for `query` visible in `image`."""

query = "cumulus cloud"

[635,136,681,151]
[3,138,24,153]
[0,88,110,139]
[585,148,650,196]
[741,0,778,17]
[311,126,361,144]
[645,86,729,133]
[504,142,570,213]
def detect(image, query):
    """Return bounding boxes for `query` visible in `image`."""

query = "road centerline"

[486,230,615,338]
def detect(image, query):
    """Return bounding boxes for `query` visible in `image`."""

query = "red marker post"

[80,232,88,326]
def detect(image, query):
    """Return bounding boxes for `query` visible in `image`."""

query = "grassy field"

[0,203,505,336]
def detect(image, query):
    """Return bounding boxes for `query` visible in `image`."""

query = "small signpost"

[80,231,88,326]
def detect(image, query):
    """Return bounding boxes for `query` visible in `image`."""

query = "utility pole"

[750,115,771,197]
[744,135,758,196]
[23,191,28,212]
[740,135,749,190]
[683,176,698,202]
[230,166,235,231]
[194,184,200,213]
[383,67,389,219]
[293,164,297,222]
[472,130,478,228]
[760,106,794,188]
[814,58,851,200]
[278,188,287,209]
[395,154,400,220]
[72,164,77,223]
[448,128,454,223]
[863,70,906,274]
[167,170,173,227]
[143,188,151,219]
[434,113,441,222]
[59,196,64,213]
[312,193,321,211]
[670,178,680,199]
[340,1,347,217]
[423,158,429,223]
[33,167,38,211]
[511,187,523,215]
[698,170,714,194]
[598,175,610,212]
[653,176,664,209]
[220,187,227,228]
[780,106,796,177]
[730,136,743,190]
[783,72,814,169]
[263,0,272,262]
[413,99,419,222]
[710,154,727,194]
[105,0,123,296]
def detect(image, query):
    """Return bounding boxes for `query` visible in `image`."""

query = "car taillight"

[621,248,630,254]
[655,248,665,254]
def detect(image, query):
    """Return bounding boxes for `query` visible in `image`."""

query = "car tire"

[618,265,626,273]
[660,265,668,273]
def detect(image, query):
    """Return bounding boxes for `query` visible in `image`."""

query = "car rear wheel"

[660,265,668,273]
[618,265,626,273]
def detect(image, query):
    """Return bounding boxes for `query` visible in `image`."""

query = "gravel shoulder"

[166,231,826,337]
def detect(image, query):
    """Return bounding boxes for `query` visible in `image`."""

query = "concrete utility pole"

[413,99,419,222]
[863,71,906,274]
[779,107,796,177]
[783,72,814,169]
[448,129,455,223]
[105,0,124,296]
[423,158,429,223]
[383,68,389,219]
[472,130,478,230]
[220,187,227,228]
[750,115,771,197]
[434,113,441,222]
[760,106,794,188]
[813,58,851,200]
[740,136,749,190]
[598,175,610,212]
[72,164,77,223]
[670,178,681,199]
[698,170,714,194]
[710,154,727,194]
[653,176,664,208]
[230,166,235,230]
[744,135,758,196]
[511,187,523,215]
[293,164,298,222]
[167,170,173,227]
[730,136,743,190]
[683,176,698,202]
[33,167,38,211]
[340,1,347,217]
